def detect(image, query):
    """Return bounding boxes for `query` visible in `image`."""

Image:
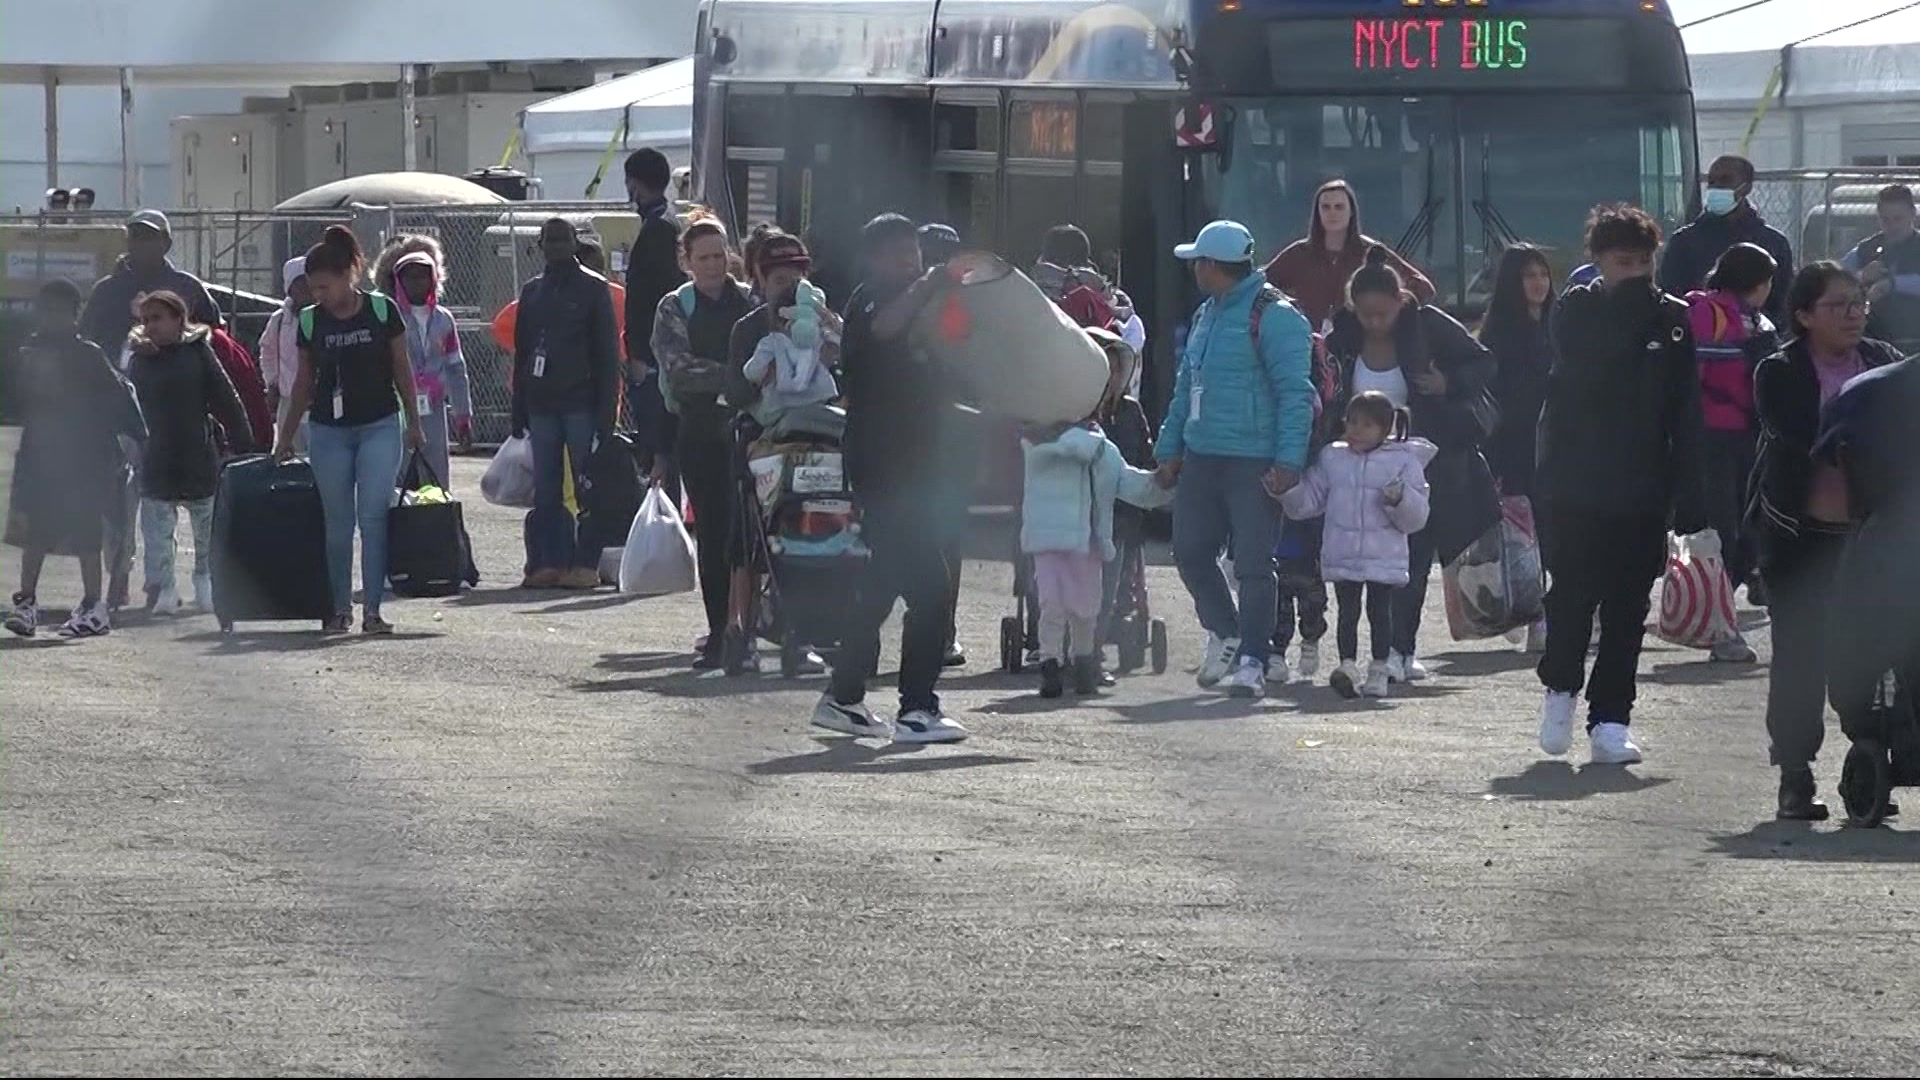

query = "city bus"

[691,0,1696,405]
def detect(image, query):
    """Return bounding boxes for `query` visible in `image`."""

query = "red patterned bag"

[1654,529,1739,649]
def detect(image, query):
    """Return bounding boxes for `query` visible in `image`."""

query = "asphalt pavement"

[3,439,1917,1078]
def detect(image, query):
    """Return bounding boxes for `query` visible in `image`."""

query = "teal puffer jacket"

[1154,271,1316,470]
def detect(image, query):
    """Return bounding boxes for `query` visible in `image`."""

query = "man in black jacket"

[512,217,622,590]
[1658,155,1794,324]
[1536,204,1705,767]
[623,148,686,481]
[811,213,969,744]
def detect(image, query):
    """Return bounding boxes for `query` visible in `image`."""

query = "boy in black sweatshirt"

[1536,204,1705,766]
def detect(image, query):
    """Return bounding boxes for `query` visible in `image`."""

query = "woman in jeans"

[272,225,424,634]
[1751,262,1903,820]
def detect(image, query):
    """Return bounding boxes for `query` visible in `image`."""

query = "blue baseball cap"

[1174,219,1256,263]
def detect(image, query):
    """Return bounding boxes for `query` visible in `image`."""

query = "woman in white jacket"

[257,256,310,453]
[1281,391,1435,699]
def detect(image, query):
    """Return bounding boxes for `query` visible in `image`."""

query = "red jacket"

[207,327,275,450]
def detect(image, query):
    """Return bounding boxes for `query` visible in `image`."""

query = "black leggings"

[675,425,735,653]
[1335,581,1395,662]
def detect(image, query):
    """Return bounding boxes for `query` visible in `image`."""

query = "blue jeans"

[528,410,596,572]
[1171,454,1280,665]
[309,415,405,617]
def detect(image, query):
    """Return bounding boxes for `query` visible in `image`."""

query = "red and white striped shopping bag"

[1654,529,1739,649]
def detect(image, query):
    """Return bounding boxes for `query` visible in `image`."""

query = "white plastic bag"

[618,485,697,597]
[480,434,536,508]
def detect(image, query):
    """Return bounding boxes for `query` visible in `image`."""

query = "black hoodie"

[1540,279,1703,525]
[125,325,253,502]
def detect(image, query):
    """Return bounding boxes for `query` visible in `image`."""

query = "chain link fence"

[0,200,638,441]
[1748,168,1920,266]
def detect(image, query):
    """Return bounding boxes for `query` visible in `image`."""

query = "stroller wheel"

[1841,740,1894,828]
[1149,619,1169,675]
[1000,616,1024,674]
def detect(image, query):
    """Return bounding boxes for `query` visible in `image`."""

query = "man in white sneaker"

[1535,204,1705,765]
[1155,221,1318,701]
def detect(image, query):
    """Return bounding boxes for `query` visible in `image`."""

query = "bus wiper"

[1472,197,1523,252]
[1397,140,1441,258]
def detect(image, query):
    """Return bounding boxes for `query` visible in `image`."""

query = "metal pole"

[119,66,136,207]
[401,64,417,172]
[43,68,59,192]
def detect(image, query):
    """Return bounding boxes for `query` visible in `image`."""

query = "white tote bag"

[618,485,698,597]
[479,434,537,508]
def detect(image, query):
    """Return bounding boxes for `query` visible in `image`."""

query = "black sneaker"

[1039,659,1065,698]
[1776,768,1830,821]
[1072,655,1101,695]
[362,614,395,636]
[321,612,353,634]
[5,593,37,638]
[943,643,968,668]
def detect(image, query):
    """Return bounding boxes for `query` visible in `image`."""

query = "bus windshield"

[1201,92,1694,309]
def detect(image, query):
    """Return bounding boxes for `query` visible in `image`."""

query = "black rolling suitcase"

[211,455,334,632]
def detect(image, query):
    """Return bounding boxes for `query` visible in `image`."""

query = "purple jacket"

[1281,437,1436,585]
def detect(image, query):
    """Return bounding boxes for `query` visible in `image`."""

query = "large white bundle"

[916,253,1110,424]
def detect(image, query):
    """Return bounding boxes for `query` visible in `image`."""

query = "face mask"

[1703,187,1739,216]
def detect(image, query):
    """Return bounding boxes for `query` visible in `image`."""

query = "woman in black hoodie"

[125,289,255,616]
[1325,245,1500,683]
[1750,261,1904,820]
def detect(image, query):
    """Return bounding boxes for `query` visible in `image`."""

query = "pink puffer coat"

[1280,437,1437,585]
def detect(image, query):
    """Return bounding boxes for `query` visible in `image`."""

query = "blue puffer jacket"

[1155,271,1316,470]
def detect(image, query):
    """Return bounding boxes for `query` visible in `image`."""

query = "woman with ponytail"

[1324,243,1499,684]
[272,225,425,635]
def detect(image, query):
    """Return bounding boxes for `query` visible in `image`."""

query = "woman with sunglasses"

[1751,261,1905,820]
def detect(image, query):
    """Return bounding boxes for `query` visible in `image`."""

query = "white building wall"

[1,84,255,211]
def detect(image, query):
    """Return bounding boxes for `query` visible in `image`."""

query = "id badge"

[1189,384,1204,424]
[415,393,431,417]
[532,350,547,378]
[331,391,345,420]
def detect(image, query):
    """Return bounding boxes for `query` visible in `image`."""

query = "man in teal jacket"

[1155,220,1317,700]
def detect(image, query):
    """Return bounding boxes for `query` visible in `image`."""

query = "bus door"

[933,87,1003,253]
[786,88,931,300]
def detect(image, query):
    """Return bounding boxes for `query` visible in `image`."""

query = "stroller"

[997,532,1166,675]
[1839,672,1920,827]
[726,404,869,677]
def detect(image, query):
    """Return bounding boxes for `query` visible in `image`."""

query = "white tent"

[521,58,693,199]
[1682,0,1920,108]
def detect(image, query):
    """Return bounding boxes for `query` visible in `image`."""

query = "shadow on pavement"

[573,668,814,697]
[180,628,442,654]
[594,650,698,673]
[749,738,1031,776]
[1649,659,1767,686]
[0,634,78,650]
[1486,760,1672,801]
[1709,819,1920,862]
[1109,694,1275,724]
[452,586,562,607]
[1424,649,1540,677]
[529,593,643,615]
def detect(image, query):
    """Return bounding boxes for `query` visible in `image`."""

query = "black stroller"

[1839,673,1920,827]
[724,405,868,677]
[997,524,1166,676]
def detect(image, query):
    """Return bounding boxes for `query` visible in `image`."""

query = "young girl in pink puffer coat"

[1281,391,1436,700]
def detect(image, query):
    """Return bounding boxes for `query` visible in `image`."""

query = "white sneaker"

[893,708,969,744]
[1197,634,1237,689]
[1362,660,1391,698]
[191,573,214,612]
[1226,656,1266,699]
[1296,637,1322,678]
[149,581,180,616]
[1329,659,1363,699]
[1709,632,1757,663]
[1588,721,1644,765]
[811,694,889,737]
[1385,650,1409,683]
[5,593,38,638]
[797,649,828,675]
[1401,652,1431,682]
[58,600,111,638]
[1524,620,1548,654]
[1265,652,1292,684]
[1539,691,1577,756]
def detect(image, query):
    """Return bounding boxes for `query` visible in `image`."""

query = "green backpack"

[298,291,392,340]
